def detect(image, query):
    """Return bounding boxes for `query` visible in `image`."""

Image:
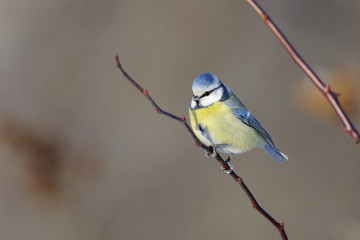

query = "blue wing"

[225,94,274,145]
[225,93,288,162]
[231,108,275,146]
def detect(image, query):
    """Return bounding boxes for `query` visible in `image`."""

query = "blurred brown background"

[1,0,360,239]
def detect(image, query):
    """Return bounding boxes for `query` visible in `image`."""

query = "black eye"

[204,91,210,96]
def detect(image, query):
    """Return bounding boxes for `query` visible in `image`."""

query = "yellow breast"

[189,102,263,154]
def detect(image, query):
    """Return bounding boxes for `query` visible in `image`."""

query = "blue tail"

[263,144,288,163]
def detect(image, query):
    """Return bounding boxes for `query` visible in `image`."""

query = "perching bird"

[189,72,288,163]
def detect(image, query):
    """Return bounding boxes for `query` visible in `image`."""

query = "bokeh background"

[1,0,360,239]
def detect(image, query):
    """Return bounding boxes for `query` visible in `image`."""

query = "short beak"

[192,95,199,101]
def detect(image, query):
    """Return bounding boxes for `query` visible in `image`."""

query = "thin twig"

[246,0,360,144]
[115,55,288,240]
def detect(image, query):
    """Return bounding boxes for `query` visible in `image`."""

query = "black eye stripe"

[199,85,221,98]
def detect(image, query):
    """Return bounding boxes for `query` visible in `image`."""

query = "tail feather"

[263,144,288,163]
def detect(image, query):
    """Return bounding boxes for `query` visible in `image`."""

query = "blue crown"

[193,72,219,89]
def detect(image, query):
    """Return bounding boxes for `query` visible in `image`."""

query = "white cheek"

[199,88,223,107]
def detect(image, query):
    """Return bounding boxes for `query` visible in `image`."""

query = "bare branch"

[246,0,360,144]
[115,55,288,240]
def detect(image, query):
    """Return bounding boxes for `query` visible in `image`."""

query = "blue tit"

[189,72,288,163]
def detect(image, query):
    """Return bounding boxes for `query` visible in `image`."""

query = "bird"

[189,72,288,163]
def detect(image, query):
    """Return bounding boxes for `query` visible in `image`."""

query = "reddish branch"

[115,2,360,239]
[246,0,360,144]
[115,55,288,240]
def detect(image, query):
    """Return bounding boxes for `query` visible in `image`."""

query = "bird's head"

[190,72,230,109]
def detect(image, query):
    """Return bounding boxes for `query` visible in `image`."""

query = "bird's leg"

[225,154,232,163]
[205,146,234,173]
[221,154,234,174]
[205,145,217,158]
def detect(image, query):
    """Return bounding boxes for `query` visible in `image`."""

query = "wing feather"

[225,93,275,146]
